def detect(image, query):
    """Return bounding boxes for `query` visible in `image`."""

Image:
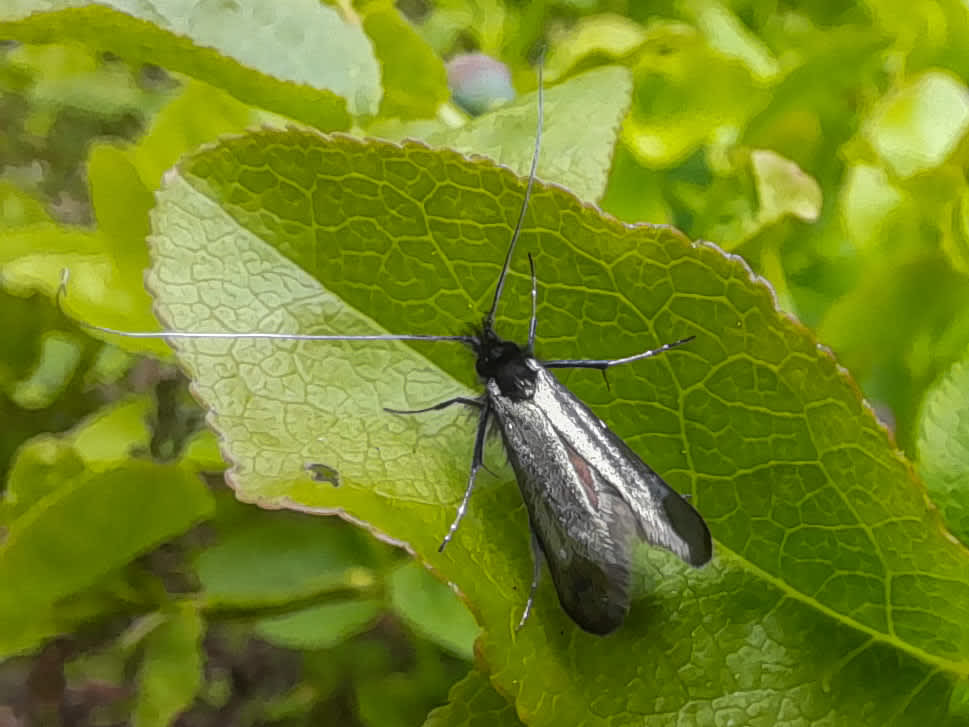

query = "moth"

[61,68,712,635]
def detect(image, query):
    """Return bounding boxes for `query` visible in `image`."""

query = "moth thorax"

[475,335,537,401]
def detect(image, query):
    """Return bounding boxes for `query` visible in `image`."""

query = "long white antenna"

[59,58,546,348]
[483,57,544,329]
[56,269,475,345]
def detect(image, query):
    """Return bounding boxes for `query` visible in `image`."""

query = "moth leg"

[384,396,482,416]
[516,528,544,631]
[542,335,695,370]
[438,402,491,553]
[388,396,499,477]
[526,253,538,352]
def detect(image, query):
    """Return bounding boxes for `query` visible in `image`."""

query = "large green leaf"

[0,0,365,129]
[139,128,969,724]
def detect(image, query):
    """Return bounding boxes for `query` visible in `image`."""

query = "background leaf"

[0,461,214,657]
[917,350,969,544]
[254,600,383,651]
[133,603,204,727]
[0,0,358,129]
[388,562,480,660]
[365,5,449,120]
[427,65,632,202]
[195,513,375,610]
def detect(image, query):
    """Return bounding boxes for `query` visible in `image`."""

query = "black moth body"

[382,248,714,634]
[64,65,713,636]
[466,318,712,634]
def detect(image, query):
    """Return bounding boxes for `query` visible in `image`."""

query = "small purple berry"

[447,53,516,116]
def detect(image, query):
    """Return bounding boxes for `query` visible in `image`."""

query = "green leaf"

[917,350,969,544]
[863,71,969,179]
[599,142,672,225]
[623,22,767,167]
[177,428,227,472]
[133,603,204,727]
[0,224,167,357]
[0,289,75,393]
[255,599,382,650]
[7,41,161,120]
[694,147,824,253]
[356,647,462,727]
[544,14,646,80]
[819,252,969,445]
[195,513,375,610]
[1,81,254,360]
[423,669,521,727]
[840,163,916,252]
[944,184,969,275]
[0,585,121,659]
[1,435,84,524]
[750,149,822,225]
[9,331,82,410]
[0,0,361,130]
[66,394,154,466]
[0,181,49,228]
[130,80,258,190]
[0,462,214,636]
[144,131,969,723]
[863,0,969,77]
[87,142,154,263]
[682,0,779,81]
[364,5,449,120]
[389,561,479,660]
[426,66,633,202]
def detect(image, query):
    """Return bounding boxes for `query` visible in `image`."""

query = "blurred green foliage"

[0,1,968,726]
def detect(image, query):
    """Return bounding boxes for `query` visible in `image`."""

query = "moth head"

[474,327,536,400]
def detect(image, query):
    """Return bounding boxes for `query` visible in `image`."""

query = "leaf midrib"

[725,547,969,677]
